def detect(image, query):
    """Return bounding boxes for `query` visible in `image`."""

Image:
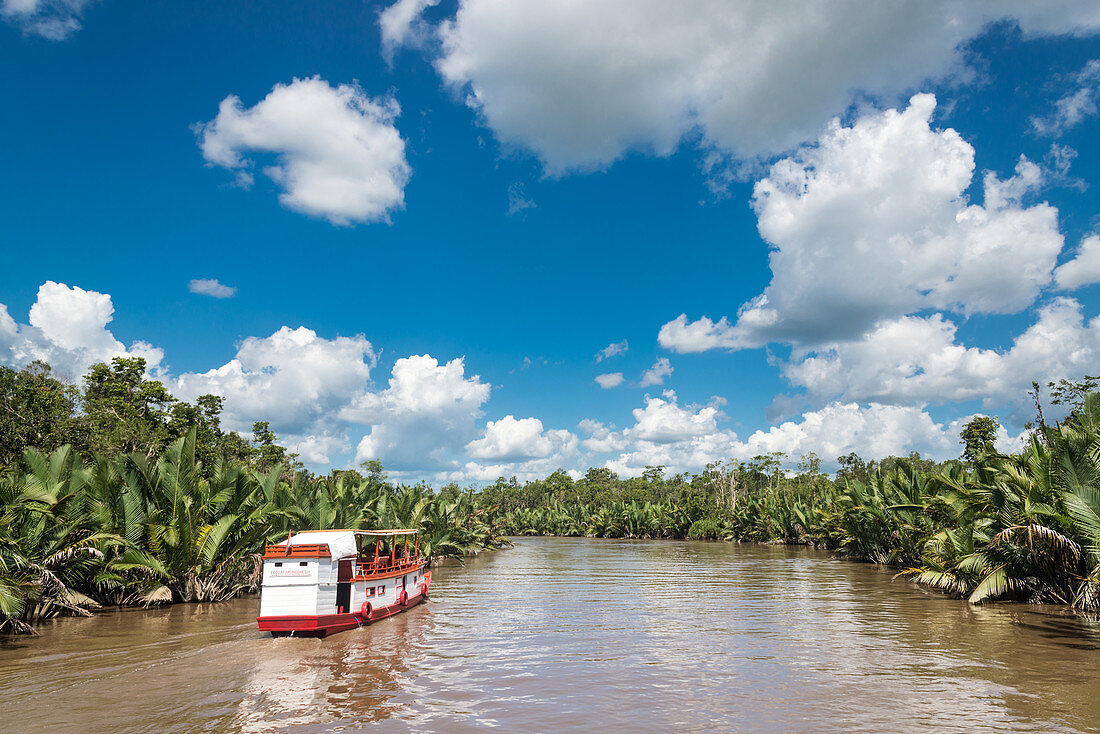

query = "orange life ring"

[400,590,409,606]
[360,602,372,618]
[420,582,428,597]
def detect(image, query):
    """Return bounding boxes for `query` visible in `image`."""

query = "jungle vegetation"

[0,358,506,633]
[2,358,1099,633]
[473,377,1100,616]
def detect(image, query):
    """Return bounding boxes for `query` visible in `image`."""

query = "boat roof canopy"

[292,528,419,536]
[285,529,418,559]
[353,529,419,536]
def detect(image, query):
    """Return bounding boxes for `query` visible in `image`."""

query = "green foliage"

[0,359,303,476]
[250,421,300,473]
[81,357,176,457]
[0,362,80,469]
[960,415,1000,464]
[0,358,511,634]
[1049,375,1099,413]
[687,518,723,540]
[0,435,507,633]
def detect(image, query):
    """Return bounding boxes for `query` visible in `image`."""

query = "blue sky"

[3,1,1100,481]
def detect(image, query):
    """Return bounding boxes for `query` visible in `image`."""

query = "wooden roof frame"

[293,528,419,536]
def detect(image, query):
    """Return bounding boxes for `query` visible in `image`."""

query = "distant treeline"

[472,379,1100,616]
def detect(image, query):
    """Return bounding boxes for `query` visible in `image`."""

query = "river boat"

[256,528,430,638]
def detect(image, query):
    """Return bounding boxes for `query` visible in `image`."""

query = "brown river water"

[3,537,1100,733]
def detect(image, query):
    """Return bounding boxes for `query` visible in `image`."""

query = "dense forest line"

[473,379,1100,616]
[2,358,1099,634]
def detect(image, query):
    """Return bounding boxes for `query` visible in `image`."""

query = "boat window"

[274,562,283,567]
[365,587,375,597]
[380,585,386,594]
[299,561,308,566]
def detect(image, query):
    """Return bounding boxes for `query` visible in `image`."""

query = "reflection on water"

[2,538,1099,733]
[237,610,432,732]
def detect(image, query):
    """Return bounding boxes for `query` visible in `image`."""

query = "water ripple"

[2,538,1099,733]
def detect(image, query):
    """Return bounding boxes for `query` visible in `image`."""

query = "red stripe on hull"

[257,572,431,638]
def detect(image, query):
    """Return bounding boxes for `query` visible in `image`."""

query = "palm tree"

[126,431,297,602]
[0,447,109,632]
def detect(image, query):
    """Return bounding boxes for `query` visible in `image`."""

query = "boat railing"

[263,543,331,559]
[353,555,423,578]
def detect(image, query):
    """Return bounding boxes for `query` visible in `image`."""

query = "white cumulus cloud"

[638,357,673,387]
[1054,234,1100,291]
[0,281,164,380]
[196,76,411,226]
[736,403,1025,465]
[427,0,1100,173]
[174,326,377,435]
[658,315,739,354]
[350,355,491,470]
[595,339,628,362]
[596,392,735,476]
[781,298,1100,415]
[662,95,1064,350]
[379,0,440,61]
[188,278,237,299]
[595,372,624,389]
[578,388,1037,478]
[735,403,951,463]
[1033,59,1100,136]
[629,391,720,443]
[176,335,496,473]
[578,418,627,454]
[465,415,576,462]
[595,397,1027,478]
[0,283,499,476]
[2,0,92,40]
[290,434,351,466]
